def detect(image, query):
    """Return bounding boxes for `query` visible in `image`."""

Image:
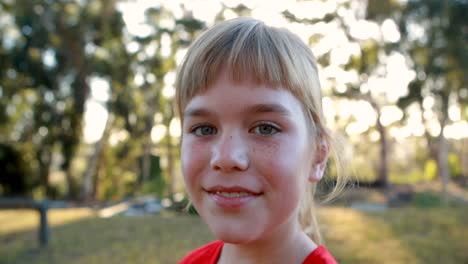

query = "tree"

[136,6,206,199]
[283,0,405,188]
[395,0,468,202]
[1,0,129,199]
[0,143,31,196]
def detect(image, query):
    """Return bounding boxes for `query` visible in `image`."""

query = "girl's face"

[181,69,317,244]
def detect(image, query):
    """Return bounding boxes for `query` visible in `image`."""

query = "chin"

[211,225,258,244]
[217,234,252,244]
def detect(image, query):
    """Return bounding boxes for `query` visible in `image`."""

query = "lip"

[204,185,262,209]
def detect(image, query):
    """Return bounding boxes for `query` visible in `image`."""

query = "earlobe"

[308,138,329,182]
[308,163,326,182]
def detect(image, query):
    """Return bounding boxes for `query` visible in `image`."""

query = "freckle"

[262,144,275,161]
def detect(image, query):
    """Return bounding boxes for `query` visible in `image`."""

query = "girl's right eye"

[191,125,217,136]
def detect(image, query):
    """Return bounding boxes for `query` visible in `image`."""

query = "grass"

[0,208,93,235]
[321,207,468,263]
[1,206,467,264]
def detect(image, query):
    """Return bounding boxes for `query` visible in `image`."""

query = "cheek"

[181,139,207,186]
[253,138,309,188]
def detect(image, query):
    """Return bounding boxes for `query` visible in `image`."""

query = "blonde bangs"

[176,18,324,129]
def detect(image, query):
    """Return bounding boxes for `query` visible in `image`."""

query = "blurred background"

[0,0,467,263]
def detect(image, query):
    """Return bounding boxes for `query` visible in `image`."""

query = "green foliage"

[138,155,165,195]
[397,0,468,122]
[0,143,32,196]
[187,204,199,215]
[448,153,462,178]
[415,154,463,183]
[411,191,442,208]
[140,177,166,198]
[346,135,380,183]
[423,159,438,181]
[0,0,132,199]
[390,169,426,184]
[366,0,403,20]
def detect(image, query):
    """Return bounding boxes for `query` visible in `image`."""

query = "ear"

[308,138,329,182]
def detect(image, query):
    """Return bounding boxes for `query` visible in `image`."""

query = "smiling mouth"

[204,186,262,209]
[212,191,253,198]
[205,186,262,197]
[206,189,261,209]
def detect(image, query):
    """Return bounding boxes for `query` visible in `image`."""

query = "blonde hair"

[176,17,347,244]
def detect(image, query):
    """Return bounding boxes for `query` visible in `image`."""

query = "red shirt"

[179,240,338,264]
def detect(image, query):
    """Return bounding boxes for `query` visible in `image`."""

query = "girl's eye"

[192,125,217,136]
[252,124,279,136]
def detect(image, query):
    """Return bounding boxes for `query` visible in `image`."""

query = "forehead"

[190,68,279,100]
[183,70,307,119]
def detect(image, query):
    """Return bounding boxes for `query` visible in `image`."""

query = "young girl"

[176,17,345,264]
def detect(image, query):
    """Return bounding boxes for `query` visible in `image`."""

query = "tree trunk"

[419,102,438,162]
[462,138,468,179]
[80,114,113,202]
[141,135,153,183]
[140,80,160,186]
[58,5,90,200]
[367,96,389,189]
[80,144,98,202]
[438,113,450,205]
[37,147,53,198]
[164,104,175,200]
[92,149,105,200]
[376,116,389,189]
[64,168,78,200]
[166,133,175,200]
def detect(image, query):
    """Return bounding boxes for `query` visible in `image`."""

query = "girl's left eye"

[251,124,280,136]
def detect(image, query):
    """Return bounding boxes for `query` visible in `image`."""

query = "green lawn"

[1,206,467,264]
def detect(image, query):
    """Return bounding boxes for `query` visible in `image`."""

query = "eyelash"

[250,122,281,136]
[190,125,217,136]
[189,122,281,137]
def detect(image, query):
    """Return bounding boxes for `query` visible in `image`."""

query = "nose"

[210,132,249,172]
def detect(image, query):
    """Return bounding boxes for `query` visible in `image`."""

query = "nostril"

[210,151,249,172]
[212,164,222,171]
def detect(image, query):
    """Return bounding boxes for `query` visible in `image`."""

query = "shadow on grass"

[0,213,214,264]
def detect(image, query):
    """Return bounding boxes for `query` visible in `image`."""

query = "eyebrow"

[183,107,212,118]
[184,103,292,118]
[245,103,291,116]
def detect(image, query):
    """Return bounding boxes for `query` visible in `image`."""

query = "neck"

[218,220,317,264]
